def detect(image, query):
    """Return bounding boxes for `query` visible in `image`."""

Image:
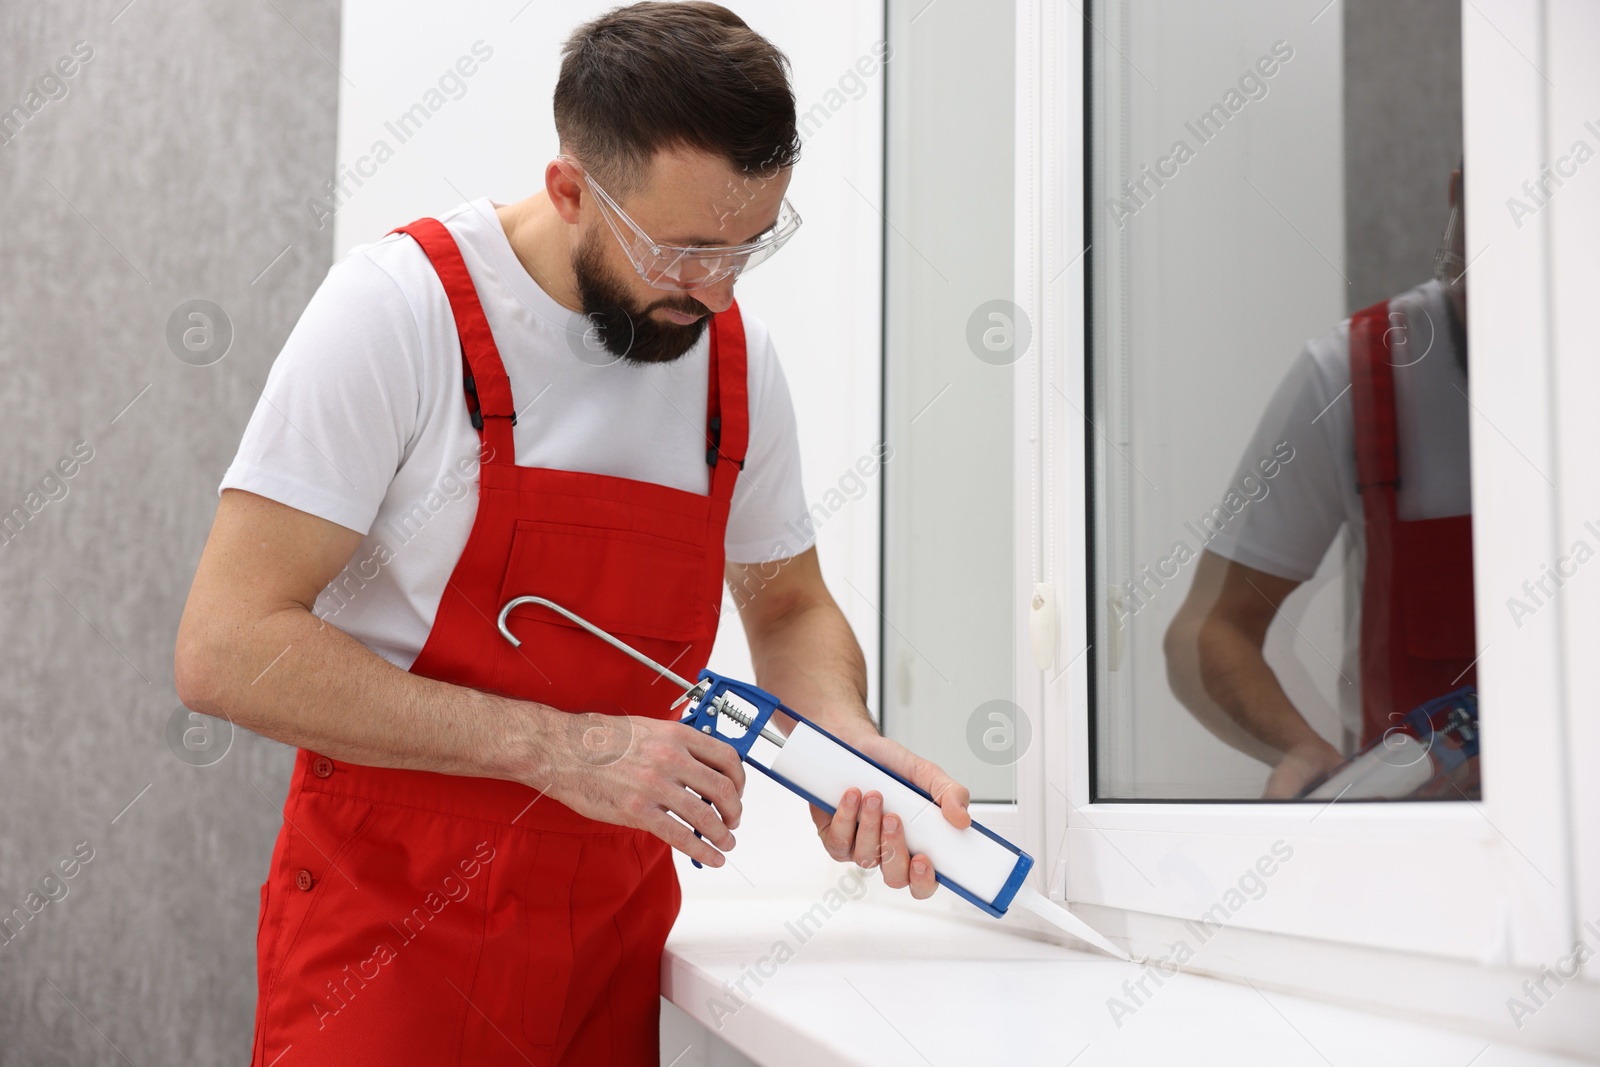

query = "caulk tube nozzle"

[1012,886,1131,961]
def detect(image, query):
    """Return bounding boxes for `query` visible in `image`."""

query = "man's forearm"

[1165,618,1283,764]
[742,600,874,740]
[177,606,558,787]
[1194,617,1329,755]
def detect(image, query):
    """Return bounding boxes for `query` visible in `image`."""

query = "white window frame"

[1005,0,1592,1000]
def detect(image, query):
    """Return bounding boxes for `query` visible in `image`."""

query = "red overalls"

[250,217,748,1066]
[1349,298,1475,747]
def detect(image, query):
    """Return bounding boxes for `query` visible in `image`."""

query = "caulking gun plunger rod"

[496,595,787,748]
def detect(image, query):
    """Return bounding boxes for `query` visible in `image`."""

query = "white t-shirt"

[219,198,812,671]
[1205,278,1471,741]
[1207,277,1471,583]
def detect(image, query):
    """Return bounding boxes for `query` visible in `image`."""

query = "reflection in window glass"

[1087,0,1477,801]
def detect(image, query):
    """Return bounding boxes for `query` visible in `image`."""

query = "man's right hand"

[535,712,746,868]
[1263,737,1344,799]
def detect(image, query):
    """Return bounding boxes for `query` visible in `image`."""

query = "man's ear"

[546,157,585,225]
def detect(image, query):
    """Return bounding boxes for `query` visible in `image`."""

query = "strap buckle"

[705,415,743,469]
[464,373,516,431]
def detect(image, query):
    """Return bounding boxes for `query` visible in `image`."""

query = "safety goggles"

[559,154,801,291]
[1433,163,1466,292]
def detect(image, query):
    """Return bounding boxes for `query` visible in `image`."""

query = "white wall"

[331,0,886,892]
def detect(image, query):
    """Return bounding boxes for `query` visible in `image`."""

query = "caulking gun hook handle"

[495,595,697,693]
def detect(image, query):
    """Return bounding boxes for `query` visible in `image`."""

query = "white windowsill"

[662,892,1594,1067]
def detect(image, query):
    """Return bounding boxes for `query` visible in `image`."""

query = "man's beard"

[572,227,710,365]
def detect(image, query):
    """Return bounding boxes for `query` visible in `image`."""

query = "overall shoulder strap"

[1349,299,1400,493]
[391,218,516,463]
[706,300,750,503]
[1349,297,1403,745]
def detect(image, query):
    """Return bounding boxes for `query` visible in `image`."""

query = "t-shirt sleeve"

[217,251,421,536]
[722,319,812,564]
[1203,344,1351,583]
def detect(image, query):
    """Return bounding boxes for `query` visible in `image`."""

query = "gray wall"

[1344,0,1463,313]
[0,2,338,1062]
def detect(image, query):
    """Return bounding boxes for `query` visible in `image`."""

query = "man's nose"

[691,277,737,315]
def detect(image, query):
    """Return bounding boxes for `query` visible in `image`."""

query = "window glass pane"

[1087,0,1477,801]
[883,0,1017,801]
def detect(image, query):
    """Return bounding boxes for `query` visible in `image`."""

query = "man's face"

[572,148,791,365]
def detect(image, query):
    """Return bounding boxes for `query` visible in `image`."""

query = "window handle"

[1030,582,1058,671]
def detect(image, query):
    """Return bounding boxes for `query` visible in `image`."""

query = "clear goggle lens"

[1432,199,1465,289]
[634,205,799,290]
[574,156,801,292]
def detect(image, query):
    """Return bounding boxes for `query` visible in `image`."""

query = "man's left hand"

[807,731,971,899]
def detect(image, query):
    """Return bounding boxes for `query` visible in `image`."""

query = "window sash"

[1007,0,1578,970]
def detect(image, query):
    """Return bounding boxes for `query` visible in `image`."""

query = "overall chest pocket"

[493,518,714,708]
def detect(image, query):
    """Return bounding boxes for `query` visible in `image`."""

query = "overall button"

[295,869,315,891]
[312,757,334,778]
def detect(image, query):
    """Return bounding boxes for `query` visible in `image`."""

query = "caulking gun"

[496,594,1129,961]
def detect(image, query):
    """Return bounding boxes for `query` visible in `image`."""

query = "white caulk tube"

[770,721,1021,902]
[768,720,1130,960]
[1301,733,1435,800]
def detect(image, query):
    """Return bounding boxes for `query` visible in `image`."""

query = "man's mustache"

[647,298,706,318]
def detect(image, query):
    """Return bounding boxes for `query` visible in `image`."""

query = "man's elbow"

[1167,602,1246,707]
[173,616,227,714]
[736,567,826,636]
[1163,604,1205,681]
[1162,610,1188,667]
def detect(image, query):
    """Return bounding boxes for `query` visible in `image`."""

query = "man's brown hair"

[554,2,800,196]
